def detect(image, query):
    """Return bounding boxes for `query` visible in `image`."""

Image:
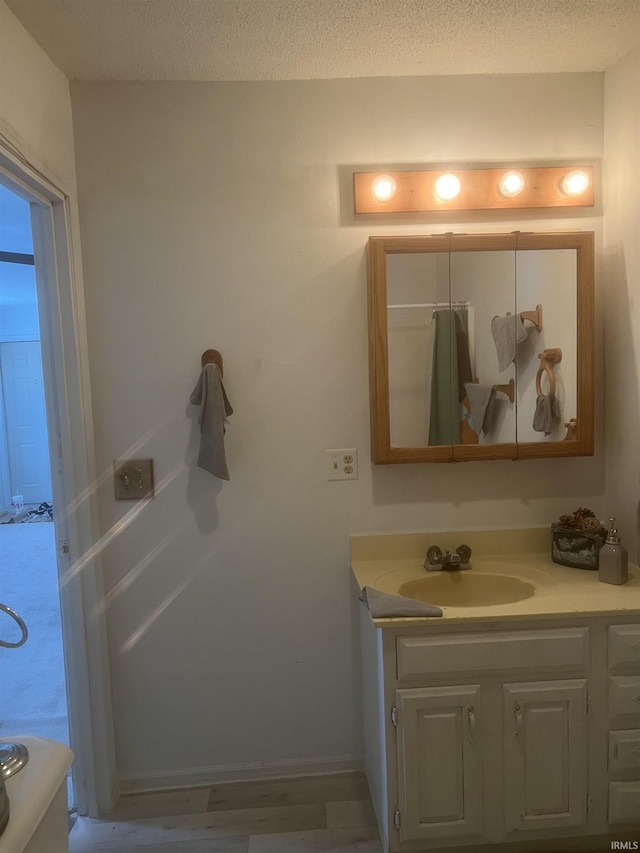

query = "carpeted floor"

[0,522,70,749]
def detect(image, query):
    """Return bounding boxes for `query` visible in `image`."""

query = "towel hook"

[201,349,223,377]
[564,418,578,441]
[493,378,515,404]
[520,303,543,332]
[472,377,514,404]
[536,347,562,398]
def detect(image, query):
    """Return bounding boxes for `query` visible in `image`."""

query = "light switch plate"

[114,458,155,500]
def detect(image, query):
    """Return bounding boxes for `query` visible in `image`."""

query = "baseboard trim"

[119,753,364,794]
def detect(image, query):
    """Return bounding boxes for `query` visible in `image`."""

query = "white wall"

[71,74,606,788]
[0,1,75,189]
[604,46,640,562]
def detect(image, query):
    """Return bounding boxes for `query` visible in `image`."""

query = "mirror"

[367,231,594,463]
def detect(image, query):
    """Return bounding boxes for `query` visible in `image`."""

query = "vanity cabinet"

[394,679,588,843]
[359,611,640,852]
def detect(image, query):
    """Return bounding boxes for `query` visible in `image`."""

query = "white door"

[503,679,588,834]
[0,340,52,505]
[395,684,484,843]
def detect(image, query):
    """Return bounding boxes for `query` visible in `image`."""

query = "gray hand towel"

[190,363,233,480]
[464,382,496,437]
[491,314,528,372]
[360,586,443,617]
[532,393,561,435]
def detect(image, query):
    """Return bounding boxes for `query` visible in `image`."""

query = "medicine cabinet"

[366,231,594,463]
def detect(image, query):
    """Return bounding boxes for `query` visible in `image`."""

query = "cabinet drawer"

[609,625,640,670]
[609,676,640,720]
[396,628,589,680]
[609,730,640,773]
[609,781,640,825]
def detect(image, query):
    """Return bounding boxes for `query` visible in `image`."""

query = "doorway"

[0,141,117,817]
[0,181,72,800]
[0,183,53,508]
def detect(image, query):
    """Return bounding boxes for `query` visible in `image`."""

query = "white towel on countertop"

[190,363,233,480]
[360,586,443,618]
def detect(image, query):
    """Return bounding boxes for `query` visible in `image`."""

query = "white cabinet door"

[503,679,588,834]
[395,684,484,843]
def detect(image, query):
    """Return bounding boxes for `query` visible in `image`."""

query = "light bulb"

[562,170,589,196]
[371,175,396,202]
[499,171,524,197]
[435,173,461,201]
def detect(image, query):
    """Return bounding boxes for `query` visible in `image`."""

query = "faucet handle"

[456,544,472,567]
[425,545,443,569]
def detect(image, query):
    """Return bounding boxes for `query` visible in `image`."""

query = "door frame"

[0,137,118,816]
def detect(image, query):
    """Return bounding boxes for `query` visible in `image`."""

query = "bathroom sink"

[399,572,536,608]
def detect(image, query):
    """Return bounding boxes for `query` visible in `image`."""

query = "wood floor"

[67,772,623,853]
[68,772,383,852]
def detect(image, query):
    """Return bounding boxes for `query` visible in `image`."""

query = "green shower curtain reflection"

[428,308,473,446]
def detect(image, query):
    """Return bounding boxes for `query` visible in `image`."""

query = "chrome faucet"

[424,544,472,571]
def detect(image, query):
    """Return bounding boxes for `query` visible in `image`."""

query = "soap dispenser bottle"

[599,518,628,585]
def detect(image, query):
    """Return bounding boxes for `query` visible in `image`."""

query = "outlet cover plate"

[326,448,358,481]
[114,458,155,500]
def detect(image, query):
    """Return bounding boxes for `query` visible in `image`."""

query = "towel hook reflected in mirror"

[536,347,562,399]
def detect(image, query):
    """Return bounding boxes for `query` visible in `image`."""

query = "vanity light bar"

[353,165,594,214]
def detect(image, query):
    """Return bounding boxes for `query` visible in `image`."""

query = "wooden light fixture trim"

[354,165,594,214]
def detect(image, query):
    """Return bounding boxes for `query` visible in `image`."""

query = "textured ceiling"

[5,0,640,81]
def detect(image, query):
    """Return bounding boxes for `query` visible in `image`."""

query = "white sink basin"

[399,572,536,607]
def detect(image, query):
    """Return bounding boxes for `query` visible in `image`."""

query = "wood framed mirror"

[366,231,594,463]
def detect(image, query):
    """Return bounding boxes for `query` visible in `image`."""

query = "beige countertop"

[350,527,640,626]
[0,735,73,853]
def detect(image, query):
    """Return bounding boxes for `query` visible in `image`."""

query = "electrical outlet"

[114,458,155,500]
[326,449,358,481]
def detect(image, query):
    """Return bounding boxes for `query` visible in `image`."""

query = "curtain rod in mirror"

[354,165,594,214]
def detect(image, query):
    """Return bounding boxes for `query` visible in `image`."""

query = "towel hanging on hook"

[533,347,562,435]
[190,350,233,480]
[491,314,527,372]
